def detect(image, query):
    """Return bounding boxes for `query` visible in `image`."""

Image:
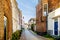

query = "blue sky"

[16,0,38,23]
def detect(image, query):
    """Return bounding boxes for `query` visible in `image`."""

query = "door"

[54,21,58,35]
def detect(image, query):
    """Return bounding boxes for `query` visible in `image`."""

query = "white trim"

[58,18,59,36]
[57,18,59,36]
[53,18,59,36]
[53,20,54,35]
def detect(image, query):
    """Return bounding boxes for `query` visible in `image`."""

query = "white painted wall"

[48,8,60,36]
[22,20,24,28]
[17,24,21,30]
[11,0,17,32]
[12,18,17,32]
[58,18,60,36]
[48,11,55,35]
[55,8,60,16]
[11,0,21,32]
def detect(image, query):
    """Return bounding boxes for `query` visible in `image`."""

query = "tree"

[31,24,35,31]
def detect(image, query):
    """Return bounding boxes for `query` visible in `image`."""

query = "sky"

[16,0,38,23]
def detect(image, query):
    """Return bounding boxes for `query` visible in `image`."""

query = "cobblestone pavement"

[20,29,48,40]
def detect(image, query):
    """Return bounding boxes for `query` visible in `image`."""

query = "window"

[43,4,48,16]
[43,12,47,16]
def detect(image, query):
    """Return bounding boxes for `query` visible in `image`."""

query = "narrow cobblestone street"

[20,29,48,40]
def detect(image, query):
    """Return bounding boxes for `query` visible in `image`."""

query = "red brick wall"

[36,0,60,33]
[36,0,48,33]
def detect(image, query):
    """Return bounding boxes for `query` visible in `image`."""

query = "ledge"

[52,15,60,19]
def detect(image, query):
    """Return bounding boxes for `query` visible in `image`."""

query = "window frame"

[43,4,48,16]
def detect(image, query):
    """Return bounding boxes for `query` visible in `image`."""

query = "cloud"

[16,0,37,23]
[17,1,36,15]
[17,0,36,11]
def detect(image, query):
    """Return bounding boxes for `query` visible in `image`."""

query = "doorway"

[4,16,7,40]
[54,19,58,35]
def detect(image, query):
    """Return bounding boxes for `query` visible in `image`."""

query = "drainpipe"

[46,4,48,34]
[46,8,48,34]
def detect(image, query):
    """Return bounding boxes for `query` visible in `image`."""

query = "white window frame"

[43,4,48,16]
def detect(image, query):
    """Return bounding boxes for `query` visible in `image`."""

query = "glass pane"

[43,11,47,16]
[43,4,47,16]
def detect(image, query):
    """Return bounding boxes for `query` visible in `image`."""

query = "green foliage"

[31,24,34,27]
[11,30,22,40]
[43,34,60,40]
[43,34,53,38]
[54,36,60,40]
[43,34,55,40]
[31,24,35,31]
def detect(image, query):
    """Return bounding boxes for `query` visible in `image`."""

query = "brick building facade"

[36,0,60,36]
[0,0,12,40]
[36,0,48,34]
